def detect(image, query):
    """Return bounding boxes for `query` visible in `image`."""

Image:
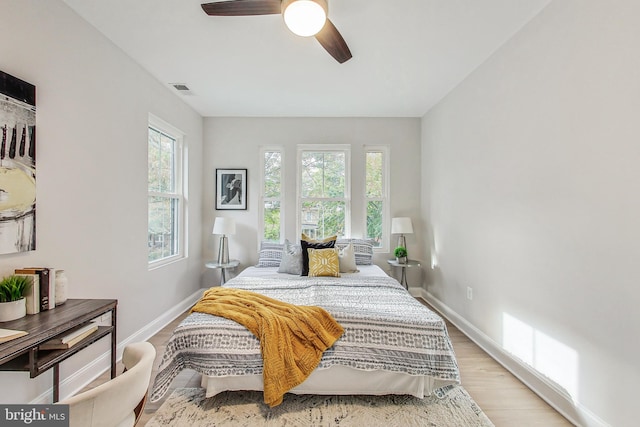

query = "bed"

[150,264,460,403]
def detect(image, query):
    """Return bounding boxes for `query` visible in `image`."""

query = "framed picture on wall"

[0,70,37,254]
[216,168,247,210]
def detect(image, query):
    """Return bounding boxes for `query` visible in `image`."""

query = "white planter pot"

[55,270,68,305]
[0,298,27,322]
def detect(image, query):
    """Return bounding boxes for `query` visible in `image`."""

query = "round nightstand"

[205,259,240,284]
[386,259,421,289]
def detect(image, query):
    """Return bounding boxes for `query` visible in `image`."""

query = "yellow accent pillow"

[308,248,341,278]
[301,233,337,243]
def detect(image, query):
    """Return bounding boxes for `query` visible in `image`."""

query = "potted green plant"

[0,275,32,322]
[394,246,408,264]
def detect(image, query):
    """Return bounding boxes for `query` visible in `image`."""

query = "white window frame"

[364,145,390,252]
[148,114,186,268]
[296,144,351,239]
[259,146,284,244]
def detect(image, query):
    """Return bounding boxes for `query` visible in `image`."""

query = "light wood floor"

[83,302,573,426]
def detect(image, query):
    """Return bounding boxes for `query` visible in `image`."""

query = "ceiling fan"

[201,0,352,63]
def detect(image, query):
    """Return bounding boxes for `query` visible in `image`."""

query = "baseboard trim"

[412,288,609,427]
[34,286,607,427]
[31,289,204,404]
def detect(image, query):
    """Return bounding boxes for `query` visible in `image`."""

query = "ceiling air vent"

[171,83,190,91]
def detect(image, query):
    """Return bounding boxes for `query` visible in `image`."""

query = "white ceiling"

[62,0,550,117]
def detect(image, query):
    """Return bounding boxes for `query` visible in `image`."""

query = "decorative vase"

[55,270,68,305]
[0,298,27,322]
[396,256,407,264]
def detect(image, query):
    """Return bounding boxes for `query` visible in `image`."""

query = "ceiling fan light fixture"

[282,0,327,37]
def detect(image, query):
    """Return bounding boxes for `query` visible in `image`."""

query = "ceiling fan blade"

[201,0,282,16]
[315,19,352,64]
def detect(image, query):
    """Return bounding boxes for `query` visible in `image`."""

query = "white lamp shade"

[282,0,327,37]
[391,217,413,234]
[212,217,236,235]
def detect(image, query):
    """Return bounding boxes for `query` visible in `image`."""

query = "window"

[365,146,389,250]
[297,145,350,239]
[260,147,283,242]
[148,115,184,265]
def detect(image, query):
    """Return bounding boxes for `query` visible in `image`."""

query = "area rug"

[146,387,494,427]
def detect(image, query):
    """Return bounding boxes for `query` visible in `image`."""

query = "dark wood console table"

[0,299,117,402]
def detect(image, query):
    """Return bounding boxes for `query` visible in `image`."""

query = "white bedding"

[151,264,460,402]
[200,265,457,399]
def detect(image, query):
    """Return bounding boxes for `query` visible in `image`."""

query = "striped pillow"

[256,241,284,267]
[335,239,374,265]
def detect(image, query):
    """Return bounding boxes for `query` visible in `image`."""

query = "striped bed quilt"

[150,274,460,402]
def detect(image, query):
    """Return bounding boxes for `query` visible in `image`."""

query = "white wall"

[202,117,422,283]
[0,1,204,403]
[421,1,639,426]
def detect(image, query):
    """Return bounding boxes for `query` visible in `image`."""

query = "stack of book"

[14,267,55,314]
[39,322,98,350]
[0,328,28,344]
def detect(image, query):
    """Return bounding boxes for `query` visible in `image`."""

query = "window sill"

[148,254,186,271]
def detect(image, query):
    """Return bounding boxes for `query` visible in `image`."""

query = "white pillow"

[338,243,358,273]
[335,238,374,265]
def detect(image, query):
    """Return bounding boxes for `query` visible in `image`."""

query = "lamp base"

[397,235,406,250]
[217,235,229,264]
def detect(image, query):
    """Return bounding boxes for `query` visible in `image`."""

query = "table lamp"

[391,217,413,250]
[212,217,236,264]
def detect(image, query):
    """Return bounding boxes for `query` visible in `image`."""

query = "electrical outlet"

[467,287,473,300]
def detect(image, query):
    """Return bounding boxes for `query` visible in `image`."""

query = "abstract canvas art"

[0,71,36,254]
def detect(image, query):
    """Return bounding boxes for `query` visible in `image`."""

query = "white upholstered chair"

[59,341,156,427]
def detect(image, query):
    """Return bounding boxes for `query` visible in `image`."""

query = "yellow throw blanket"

[191,287,344,407]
